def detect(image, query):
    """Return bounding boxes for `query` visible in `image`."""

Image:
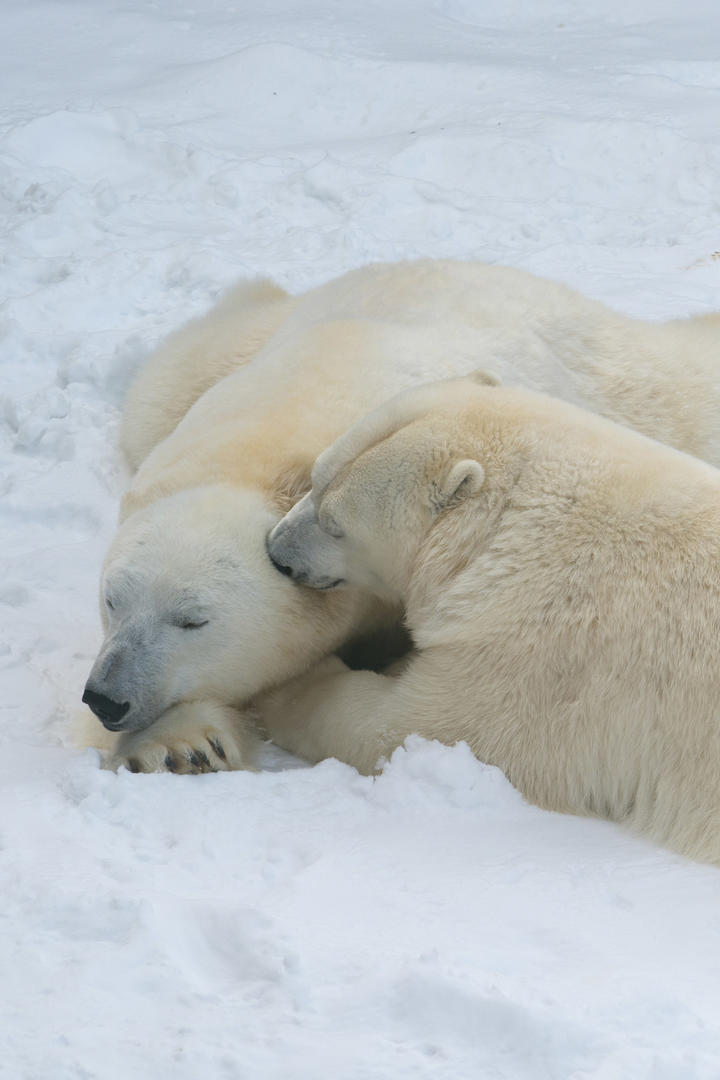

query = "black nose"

[82,688,131,728]
[269,553,295,578]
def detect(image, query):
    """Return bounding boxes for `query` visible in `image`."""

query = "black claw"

[188,750,203,770]
[209,737,226,761]
[164,752,178,773]
[127,758,141,774]
[195,750,211,768]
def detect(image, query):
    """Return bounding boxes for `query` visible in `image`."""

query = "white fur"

[83,259,720,772]
[260,377,720,866]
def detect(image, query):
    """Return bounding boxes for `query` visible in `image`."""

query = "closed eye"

[176,619,209,630]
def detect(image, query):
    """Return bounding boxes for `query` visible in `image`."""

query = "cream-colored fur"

[120,278,295,470]
[261,375,720,865]
[84,259,720,773]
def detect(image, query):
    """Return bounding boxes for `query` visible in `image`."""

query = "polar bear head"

[83,483,348,734]
[267,373,500,599]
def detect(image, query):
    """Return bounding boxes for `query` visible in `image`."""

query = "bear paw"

[108,701,260,774]
[255,654,351,757]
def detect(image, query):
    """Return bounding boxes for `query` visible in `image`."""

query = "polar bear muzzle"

[82,687,131,730]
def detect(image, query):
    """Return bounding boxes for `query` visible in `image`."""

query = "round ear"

[433,459,485,511]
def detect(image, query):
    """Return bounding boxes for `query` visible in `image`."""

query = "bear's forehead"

[107,543,258,591]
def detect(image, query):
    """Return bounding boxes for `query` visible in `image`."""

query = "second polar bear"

[263,375,720,865]
[82,260,720,772]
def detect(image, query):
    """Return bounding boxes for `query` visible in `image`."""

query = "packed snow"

[2,1,720,1076]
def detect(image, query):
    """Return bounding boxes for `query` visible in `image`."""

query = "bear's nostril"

[269,554,295,578]
[82,688,131,727]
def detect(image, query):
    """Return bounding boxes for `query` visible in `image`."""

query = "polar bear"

[83,259,720,773]
[262,374,720,865]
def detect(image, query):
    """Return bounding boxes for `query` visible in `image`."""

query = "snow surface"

[3,1,720,1076]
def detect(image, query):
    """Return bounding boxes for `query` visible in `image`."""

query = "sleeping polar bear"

[82,259,720,773]
[263,374,720,865]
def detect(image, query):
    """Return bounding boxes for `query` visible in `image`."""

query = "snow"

[2,0,720,1075]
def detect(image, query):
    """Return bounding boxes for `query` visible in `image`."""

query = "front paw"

[255,655,350,754]
[108,701,260,774]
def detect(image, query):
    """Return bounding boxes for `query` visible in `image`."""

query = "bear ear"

[432,459,485,512]
[470,369,501,387]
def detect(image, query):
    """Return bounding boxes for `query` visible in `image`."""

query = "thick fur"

[120,279,295,470]
[262,376,720,865]
[84,259,720,772]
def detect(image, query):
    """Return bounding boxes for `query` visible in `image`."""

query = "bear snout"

[268,551,296,578]
[82,687,131,730]
[266,528,301,579]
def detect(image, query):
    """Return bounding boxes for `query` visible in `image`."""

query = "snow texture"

[2,1,720,1076]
